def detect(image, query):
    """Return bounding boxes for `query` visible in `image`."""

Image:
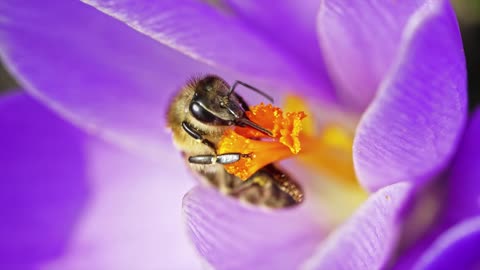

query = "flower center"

[217,95,367,225]
[218,103,306,180]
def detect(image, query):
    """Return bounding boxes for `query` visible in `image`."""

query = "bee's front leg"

[188,153,249,165]
[182,121,249,165]
[181,121,216,150]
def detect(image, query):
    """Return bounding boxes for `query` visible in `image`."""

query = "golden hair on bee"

[166,75,303,208]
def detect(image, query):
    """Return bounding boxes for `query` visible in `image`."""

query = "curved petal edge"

[302,182,413,270]
[353,0,467,191]
[412,216,480,270]
[183,186,324,270]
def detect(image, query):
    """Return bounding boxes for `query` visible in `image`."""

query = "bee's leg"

[229,171,269,196]
[181,121,218,164]
[182,121,251,165]
[231,166,304,207]
[181,121,215,150]
[263,164,304,204]
[188,153,251,165]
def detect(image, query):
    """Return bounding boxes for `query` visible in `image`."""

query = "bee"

[167,75,303,208]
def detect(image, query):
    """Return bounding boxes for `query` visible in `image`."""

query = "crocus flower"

[0,0,475,269]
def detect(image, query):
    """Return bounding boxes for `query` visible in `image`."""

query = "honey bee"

[167,75,303,208]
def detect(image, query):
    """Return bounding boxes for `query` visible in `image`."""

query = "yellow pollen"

[299,125,357,184]
[283,95,367,226]
[283,95,357,184]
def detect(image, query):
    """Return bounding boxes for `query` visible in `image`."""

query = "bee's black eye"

[190,101,218,124]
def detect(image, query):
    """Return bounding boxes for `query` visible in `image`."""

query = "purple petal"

[318,0,435,109]
[0,0,213,158]
[444,108,480,222]
[353,0,466,191]
[0,93,200,269]
[392,110,480,270]
[302,182,412,270]
[224,0,334,91]
[411,216,480,270]
[183,186,324,270]
[81,0,334,100]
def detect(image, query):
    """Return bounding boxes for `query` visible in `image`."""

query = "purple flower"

[0,0,475,269]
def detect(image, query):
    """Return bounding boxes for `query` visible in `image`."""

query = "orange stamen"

[234,103,306,153]
[218,130,294,180]
[217,103,307,180]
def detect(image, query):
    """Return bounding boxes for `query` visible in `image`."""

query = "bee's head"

[189,75,243,125]
[189,75,273,136]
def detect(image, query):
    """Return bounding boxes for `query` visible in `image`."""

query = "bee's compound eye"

[190,101,218,123]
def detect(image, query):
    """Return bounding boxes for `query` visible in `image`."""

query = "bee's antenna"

[227,80,274,103]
